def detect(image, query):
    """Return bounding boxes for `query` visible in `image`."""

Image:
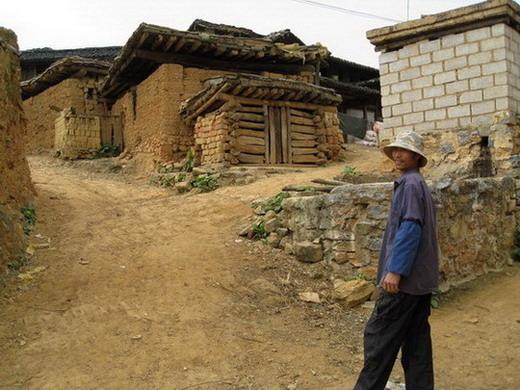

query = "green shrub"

[191,174,218,192]
[512,229,520,261]
[430,289,441,309]
[21,205,36,235]
[342,165,358,176]
[182,148,194,173]
[257,192,290,213]
[7,255,29,272]
[252,221,268,239]
[97,144,120,157]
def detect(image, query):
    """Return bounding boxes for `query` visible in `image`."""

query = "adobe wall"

[54,110,102,159]
[270,176,517,289]
[111,64,315,169]
[23,77,105,154]
[379,23,520,140]
[0,28,34,272]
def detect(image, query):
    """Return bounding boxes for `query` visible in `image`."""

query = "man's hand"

[383,272,401,293]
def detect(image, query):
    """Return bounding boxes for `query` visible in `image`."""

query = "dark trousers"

[354,289,434,390]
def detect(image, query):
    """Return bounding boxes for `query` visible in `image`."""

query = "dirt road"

[1,155,519,389]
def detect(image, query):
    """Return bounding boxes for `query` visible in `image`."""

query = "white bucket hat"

[382,131,428,168]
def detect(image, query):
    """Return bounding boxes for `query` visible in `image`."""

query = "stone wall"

[0,28,34,272]
[273,176,517,289]
[23,77,105,154]
[379,23,520,140]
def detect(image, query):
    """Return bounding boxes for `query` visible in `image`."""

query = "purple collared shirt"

[377,169,440,295]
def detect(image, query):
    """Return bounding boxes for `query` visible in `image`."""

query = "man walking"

[354,131,440,390]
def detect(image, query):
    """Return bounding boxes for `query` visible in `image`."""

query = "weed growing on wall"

[21,205,36,235]
[97,144,120,157]
[191,174,218,192]
[512,229,520,261]
[252,221,268,239]
[256,192,290,213]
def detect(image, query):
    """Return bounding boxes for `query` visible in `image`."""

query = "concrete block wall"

[379,23,520,140]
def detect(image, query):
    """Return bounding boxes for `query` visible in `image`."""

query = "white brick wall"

[378,22,520,138]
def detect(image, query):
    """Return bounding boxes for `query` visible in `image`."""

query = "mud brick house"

[101,22,331,167]
[20,46,121,81]
[21,56,117,154]
[180,74,343,166]
[0,27,34,272]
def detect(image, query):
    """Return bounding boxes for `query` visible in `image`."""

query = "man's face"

[391,147,420,172]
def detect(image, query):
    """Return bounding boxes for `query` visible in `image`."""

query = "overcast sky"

[1,0,506,68]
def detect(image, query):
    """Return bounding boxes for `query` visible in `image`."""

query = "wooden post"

[263,105,270,164]
[269,106,277,164]
[281,107,289,164]
[287,108,293,164]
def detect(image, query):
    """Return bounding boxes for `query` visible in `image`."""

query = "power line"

[287,0,403,23]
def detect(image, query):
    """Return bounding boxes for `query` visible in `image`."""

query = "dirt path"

[1,154,519,389]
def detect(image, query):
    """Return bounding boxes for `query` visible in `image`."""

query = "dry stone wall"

[274,176,517,289]
[379,23,520,140]
[23,77,104,154]
[0,28,34,272]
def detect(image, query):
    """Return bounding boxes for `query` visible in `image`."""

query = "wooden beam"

[221,94,337,112]
[133,49,315,75]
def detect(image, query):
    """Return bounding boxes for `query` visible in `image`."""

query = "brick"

[384,116,403,127]
[421,62,443,76]
[380,64,389,75]
[398,44,420,59]
[381,86,390,96]
[381,94,401,106]
[458,116,473,127]
[433,48,455,62]
[469,75,494,90]
[455,42,479,56]
[403,112,424,125]
[466,27,491,42]
[481,61,508,75]
[400,67,421,81]
[379,50,399,65]
[445,80,469,94]
[460,90,483,104]
[496,97,510,110]
[481,36,506,51]
[412,98,434,112]
[425,108,447,121]
[391,80,412,94]
[457,65,481,80]
[448,104,471,118]
[468,51,493,66]
[491,23,509,37]
[471,100,496,115]
[412,75,433,89]
[441,33,465,48]
[380,72,399,86]
[444,56,468,71]
[419,39,441,54]
[382,106,392,118]
[494,72,508,85]
[434,71,457,85]
[389,58,410,73]
[414,121,436,132]
[492,48,507,61]
[435,119,458,129]
[401,89,422,103]
[483,85,509,99]
[392,102,412,116]
[435,95,458,108]
[410,53,431,67]
[394,125,414,135]
[423,85,445,98]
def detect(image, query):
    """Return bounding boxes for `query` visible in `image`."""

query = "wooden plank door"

[265,105,290,164]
